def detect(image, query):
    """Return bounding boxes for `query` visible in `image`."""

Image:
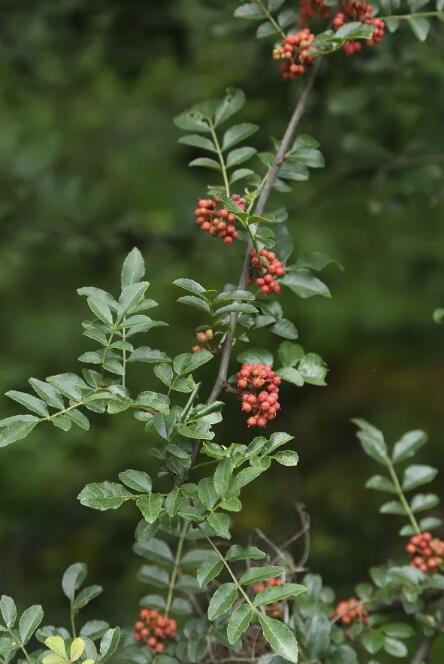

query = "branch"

[410,635,436,664]
[206,60,321,405]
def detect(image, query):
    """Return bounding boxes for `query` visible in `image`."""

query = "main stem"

[206,60,320,406]
[165,523,189,617]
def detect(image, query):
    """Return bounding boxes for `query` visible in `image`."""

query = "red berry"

[194,194,245,244]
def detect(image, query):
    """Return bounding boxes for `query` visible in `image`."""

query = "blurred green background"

[0,0,443,651]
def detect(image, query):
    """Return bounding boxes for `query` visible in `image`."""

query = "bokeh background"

[0,0,443,654]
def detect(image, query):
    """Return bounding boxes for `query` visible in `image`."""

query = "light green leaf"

[0,415,39,448]
[402,465,437,491]
[6,390,49,417]
[173,351,213,375]
[118,470,152,493]
[45,636,66,657]
[407,15,430,40]
[137,494,164,524]
[178,134,215,151]
[121,248,145,289]
[272,450,299,466]
[353,419,388,465]
[78,482,134,510]
[277,367,304,386]
[214,459,233,497]
[226,146,257,168]
[214,88,245,126]
[392,430,428,464]
[222,123,259,151]
[70,638,85,661]
[62,563,87,600]
[99,627,121,662]
[19,605,44,644]
[278,341,304,367]
[87,297,113,325]
[0,596,17,628]
[282,271,330,299]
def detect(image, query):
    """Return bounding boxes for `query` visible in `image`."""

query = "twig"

[410,635,436,664]
[206,60,321,406]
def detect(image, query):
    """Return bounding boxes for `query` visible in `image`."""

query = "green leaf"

[29,378,64,409]
[271,319,298,340]
[154,363,174,388]
[257,20,279,37]
[118,282,150,317]
[197,559,223,588]
[267,431,294,453]
[0,596,17,628]
[381,623,415,639]
[189,157,221,171]
[207,584,238,621]
[411,493,439,512]
[62,563,87,600]
[402,465,437,491]
[137,494,164,524]
[226,146,257,168]
[177,295,211,313]
[392,430,428,464]
[121,248,145,288]
[277,367,304,386]
[173,351,213,375]
[384,636,408,657]
[178,134,215,151]
[73,585,102,611]
[214,459,233,497]
[254,583,306,606]
[173,278,207,296]
[366,475,396,493]
[282,271,330,298]
[100,627,121,662]
[174,109,210,133]
[258,614,298,663]
[78,482,134,510]
[407,16,430,40]
[353,419,388,465]
[234,3,265,19]
[6,390,49,417]
[128,347,171,364]
[239,566,285,585]
[198,477,218,510]
[87,296,113,325]
[139,594,166,610]
[0,415,39,448]
[380,500,406,515]
[227,604,255,644]
[134,391,170,414]
[272,450,299,466]
[230,168,255,184]
[222,123,258,151]
[214,88,245,126]
[134,538,174,565]
[237,348,273,366]
[278,341,304,367]
[226,545,266,562]
[118,469,152,493]
[19,605,44,644]
[207,512,231,539]
[138,565,169,588]
[305,613,331,658]
[362,630,384,655]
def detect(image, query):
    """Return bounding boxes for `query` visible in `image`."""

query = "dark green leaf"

[207,584,238,621]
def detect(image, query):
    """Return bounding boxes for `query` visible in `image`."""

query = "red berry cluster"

[253,577,284,618]
[299,0,330,24]
[133,609,176,652]
[333,598,369,626]
[248,249,285,295]
[194,194,246,244]
[237,363,281,428]
[406,532,444,573]
[272,29,316,80]
[332,0,385,55]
